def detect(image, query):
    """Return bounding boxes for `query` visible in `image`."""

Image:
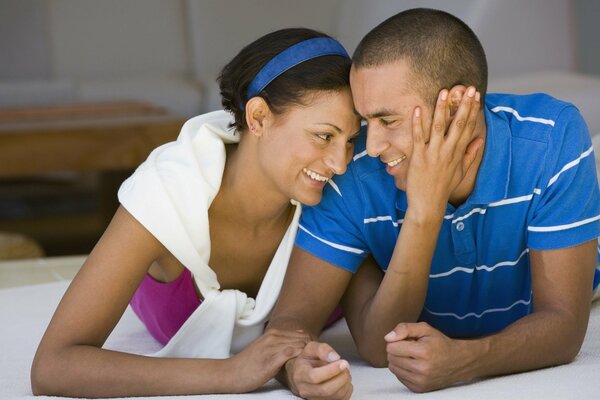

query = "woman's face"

[257,88,360,206]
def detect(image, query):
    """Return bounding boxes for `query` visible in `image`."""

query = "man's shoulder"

[486,93,585,145]
[486,92,574,120]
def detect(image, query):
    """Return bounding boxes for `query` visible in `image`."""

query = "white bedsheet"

[1,281,599,399]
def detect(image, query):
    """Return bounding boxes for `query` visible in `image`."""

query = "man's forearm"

[267,315,318,393]
[454,308,590,382]
[267,315,321,341]
[357,215,443,365]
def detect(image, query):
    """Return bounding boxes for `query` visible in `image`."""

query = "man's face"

[350,60,432,191]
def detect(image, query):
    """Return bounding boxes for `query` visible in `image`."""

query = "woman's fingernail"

[467,87,476,97]
[440,90,448,101]
[475,92,481,102]
[384,331,397,341]
[415,107,421,117]
[339,360,349,370]
[327,352,341,362]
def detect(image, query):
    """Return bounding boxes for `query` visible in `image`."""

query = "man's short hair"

[353,8,488,106]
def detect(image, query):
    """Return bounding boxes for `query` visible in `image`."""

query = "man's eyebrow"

[314,122,342,133]
[366,109,398,119]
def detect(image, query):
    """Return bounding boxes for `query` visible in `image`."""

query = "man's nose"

[366,125,388,157]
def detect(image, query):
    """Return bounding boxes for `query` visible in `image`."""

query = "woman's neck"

[213,141,293,227]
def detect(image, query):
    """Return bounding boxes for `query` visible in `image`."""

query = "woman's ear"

[448,85,467,117]
[244,97,271,136]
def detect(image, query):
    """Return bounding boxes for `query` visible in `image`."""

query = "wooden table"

[0,101,185,177]
[0,101,186,255]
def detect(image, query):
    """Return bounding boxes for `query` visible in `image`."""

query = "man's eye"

[380,118,395,126]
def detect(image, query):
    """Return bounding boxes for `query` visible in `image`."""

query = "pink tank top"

[130,268,343,345]
[130,268,201,345]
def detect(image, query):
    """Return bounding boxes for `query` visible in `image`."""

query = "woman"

[31,28,360,397]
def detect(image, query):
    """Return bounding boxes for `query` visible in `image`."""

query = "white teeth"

[303,168,329,182]
[387,155,407,167]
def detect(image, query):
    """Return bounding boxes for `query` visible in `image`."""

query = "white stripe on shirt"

[353,149,369,161]
[547,145,594,188]
[298,224,365,254]
[451,190,541,224]
[491,106,555,126]
[452,208,486,223]
[430,248,529,278]
[424,296,532,320]
[363,215,403,227]
[327,179,342,196]
[528,214,600,232]
[365,190,543,227]
[364,213,454,226]
[489,193,535,207]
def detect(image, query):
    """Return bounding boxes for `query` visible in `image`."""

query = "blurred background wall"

[1,0,599,258]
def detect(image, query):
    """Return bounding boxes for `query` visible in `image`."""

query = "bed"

[1,279,599,399]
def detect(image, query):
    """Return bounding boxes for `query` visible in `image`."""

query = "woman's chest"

[208,222,287,298]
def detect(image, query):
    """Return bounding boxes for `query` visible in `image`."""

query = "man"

[268,8,600,399]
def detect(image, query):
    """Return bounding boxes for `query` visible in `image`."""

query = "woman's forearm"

[32,345,235,398]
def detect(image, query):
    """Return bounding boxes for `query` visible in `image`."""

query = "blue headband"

[244,37,349,108]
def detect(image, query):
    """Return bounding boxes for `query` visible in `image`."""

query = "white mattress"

[1,281,599,399]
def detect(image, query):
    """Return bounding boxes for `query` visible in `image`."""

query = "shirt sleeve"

[296,166,370,273]
[527,105,600,250]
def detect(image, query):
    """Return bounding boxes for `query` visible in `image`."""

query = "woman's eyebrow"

[313,122,342,133]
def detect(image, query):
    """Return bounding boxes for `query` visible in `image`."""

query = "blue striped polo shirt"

[296,93,600,338]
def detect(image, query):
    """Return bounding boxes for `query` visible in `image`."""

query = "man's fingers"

[446,86,477,147]
[330,380,353,400]
[389,362,421,390]
[384,322,433,343]
[428,89,449,147]
[411,106,425,148]
[304,341,341,363]
[456,90,481,151]
[306,359,350,384]
[326,374,353,400]
[386,340,424,359]
[307,367,351,398]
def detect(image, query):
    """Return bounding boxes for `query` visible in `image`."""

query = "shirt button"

[456,222,465,231]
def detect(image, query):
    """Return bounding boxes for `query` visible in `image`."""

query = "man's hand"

[286,341,353,400]
[229,329,311,393]
[385,322,468,393]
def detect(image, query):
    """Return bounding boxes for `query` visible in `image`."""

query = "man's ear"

[448,85,467,117]
[244,97,272,136]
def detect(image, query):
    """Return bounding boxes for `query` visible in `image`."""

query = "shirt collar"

[466,104,512,205]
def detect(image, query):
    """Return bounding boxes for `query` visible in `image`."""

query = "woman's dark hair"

[218,28,351,131]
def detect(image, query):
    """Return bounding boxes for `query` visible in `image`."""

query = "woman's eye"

[316,133,331,141]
